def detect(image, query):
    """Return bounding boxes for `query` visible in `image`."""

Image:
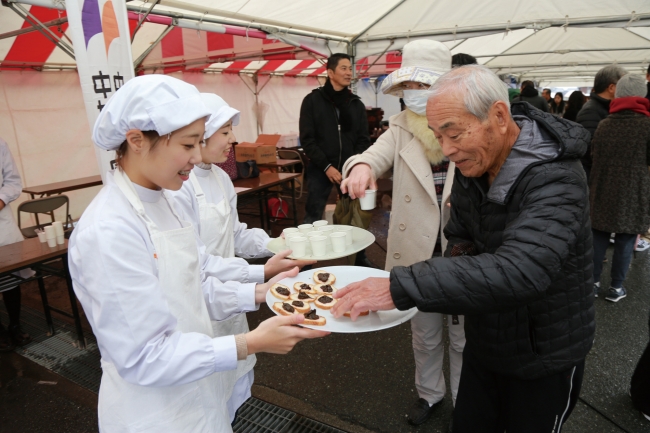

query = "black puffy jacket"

[299,87,370,171]
[576,92,610,170]
[390,102,595,380]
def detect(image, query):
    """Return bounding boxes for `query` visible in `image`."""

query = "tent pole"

[131,0,161,42]
[133,23,175,71]
[351,0,408,44]
[357,40,394,78]
[254,74,261,135]
[0,16,67,40]
[479,46,650,58]
[6,1,75,59]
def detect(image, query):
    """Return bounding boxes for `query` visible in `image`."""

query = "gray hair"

[615,74,647,98]
[429,64,510,121]
[593,65,628,94]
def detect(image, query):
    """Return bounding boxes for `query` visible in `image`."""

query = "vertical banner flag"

[65,0,134,181]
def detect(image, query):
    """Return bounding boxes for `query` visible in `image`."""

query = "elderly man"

[333,65,595,432]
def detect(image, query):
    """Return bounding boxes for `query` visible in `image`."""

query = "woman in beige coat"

[341,40,465,426]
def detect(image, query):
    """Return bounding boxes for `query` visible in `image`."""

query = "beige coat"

[343,110,455,271]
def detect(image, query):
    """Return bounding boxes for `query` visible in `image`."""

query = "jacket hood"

[520,86,539,98]
[486,102,590,204]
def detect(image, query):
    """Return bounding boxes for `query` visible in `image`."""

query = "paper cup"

[309,235,327,257]
[330,232,347,253]
[46,237,57,248]
[359,189,377,211]
[285,233,303,249]
[37,231,47,243]
[290,236,307,257]
[44,225,56,240]
[312,220,328,228]
[298,223,313,234]
[282,227,299,246]
[317,226,334,244]
[336,226,354,246]
[56,234,65,245]
[52,221,64,237]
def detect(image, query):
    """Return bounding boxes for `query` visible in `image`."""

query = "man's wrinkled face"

[426,94,499,178]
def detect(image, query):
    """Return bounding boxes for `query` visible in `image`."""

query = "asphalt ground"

[1,184,649,432]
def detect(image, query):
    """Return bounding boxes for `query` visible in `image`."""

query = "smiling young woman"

[68,75,328,433]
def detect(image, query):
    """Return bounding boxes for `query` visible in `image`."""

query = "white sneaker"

[610,233,615,244]
[635,238,650,252]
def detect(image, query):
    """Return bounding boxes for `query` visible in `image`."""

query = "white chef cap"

[92,75,211,150]
[201,93,240,140]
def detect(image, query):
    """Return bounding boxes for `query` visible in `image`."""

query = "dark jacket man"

[576,92,609,174]
[299,87,370,173]
[513,84,549,112]
[391,102,595,380]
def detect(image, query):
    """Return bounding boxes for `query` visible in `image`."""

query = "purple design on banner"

[81,0,102,48]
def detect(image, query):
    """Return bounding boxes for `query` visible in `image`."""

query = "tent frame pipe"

[131,0,161,42]
[133,23,175,70]
[124,3,349,44]
[351,0,408,44]
[7,1,75,59]
[358,13,650,42]
[479,46,650,58]
[357,40,394,77]
[0,16,67,40]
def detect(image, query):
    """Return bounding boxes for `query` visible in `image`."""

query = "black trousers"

[303,165,335,224]
[452,354,585,433]
[630,310,650,416]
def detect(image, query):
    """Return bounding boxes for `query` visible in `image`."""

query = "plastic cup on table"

[37,231,47,243]
[309,235,327,257]
[298,223,313,234]
[56,235,65,245]
[317,226,335,245]
[290,236,308,257]
[359,189,377,211]
[336,226,354,246]
[330,232,347,253]
[312,220,328,228]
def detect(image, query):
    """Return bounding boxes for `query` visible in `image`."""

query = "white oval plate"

[265,266,418,333]
[266,225,375,260]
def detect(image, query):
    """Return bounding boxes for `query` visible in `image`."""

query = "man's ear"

[125,130,146,154]
[491,101,511,133]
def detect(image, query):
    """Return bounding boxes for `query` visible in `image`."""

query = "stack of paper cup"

[312,220,328,228]
[36,230,47,243]
[330,232,347,253]
[52,221,65,245]
[336,226,354,246]
[309,235,327,257]
[290,236,308,257]
[44,226,57,247]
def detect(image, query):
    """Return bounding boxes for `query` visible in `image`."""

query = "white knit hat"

[201,93,240,140]
[381,40,452,97]
[92,75,210,150]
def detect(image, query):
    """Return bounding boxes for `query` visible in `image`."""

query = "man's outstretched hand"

[331,277,395,320]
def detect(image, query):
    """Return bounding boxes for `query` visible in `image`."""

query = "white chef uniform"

[172,163,272,420]
[0,138,33,289]
[69,171,259,432]
[70,74,256,432]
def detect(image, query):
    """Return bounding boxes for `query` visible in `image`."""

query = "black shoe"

[0,327,15,352]
[8,325,31,347]
[407,398,442,426]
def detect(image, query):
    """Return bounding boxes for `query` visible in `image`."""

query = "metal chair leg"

[36,276,55,336]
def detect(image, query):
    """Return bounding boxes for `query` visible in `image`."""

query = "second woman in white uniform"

[68,75,328,433]
[172,93,315,421]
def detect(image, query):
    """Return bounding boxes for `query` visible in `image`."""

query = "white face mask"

[402,89,432,116]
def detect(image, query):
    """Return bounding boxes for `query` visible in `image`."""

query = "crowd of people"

[1,36,649,433]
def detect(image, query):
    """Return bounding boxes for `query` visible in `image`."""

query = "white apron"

[0,169,33,292]
[97,169,232,433]
[189,169,256,395]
